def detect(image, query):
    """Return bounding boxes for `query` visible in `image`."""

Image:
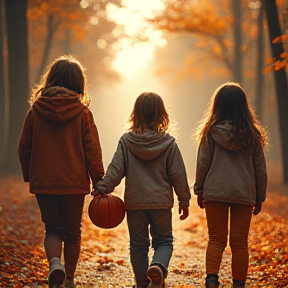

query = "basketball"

[88,194,126,229]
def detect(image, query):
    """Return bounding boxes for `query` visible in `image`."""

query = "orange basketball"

[88,194,126,229]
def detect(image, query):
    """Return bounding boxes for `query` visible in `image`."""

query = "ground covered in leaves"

[0,177,287,287]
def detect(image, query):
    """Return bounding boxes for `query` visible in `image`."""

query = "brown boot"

[147,265,166,288]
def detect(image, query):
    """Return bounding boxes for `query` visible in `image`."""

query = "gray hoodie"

[194,121,267,206]
[96,131,191,210]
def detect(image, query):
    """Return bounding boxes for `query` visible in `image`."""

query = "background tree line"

[0,0,122,175]
[0,0,288,182]
[149,0,288,181]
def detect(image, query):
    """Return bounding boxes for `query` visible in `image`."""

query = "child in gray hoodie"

[194,82,268,288]
[94,92,191,288]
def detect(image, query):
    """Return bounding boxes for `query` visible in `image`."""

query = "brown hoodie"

[18,87,104,195]
[193,121,267,206]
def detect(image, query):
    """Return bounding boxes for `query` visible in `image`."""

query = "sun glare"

[107,0,166,77]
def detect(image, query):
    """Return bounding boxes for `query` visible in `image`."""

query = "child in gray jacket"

[94,92,191,288]
[194,82,268,288]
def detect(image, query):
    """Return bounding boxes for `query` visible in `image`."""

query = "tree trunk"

[0,1,9,169]
[63,29,72,54]
[35,14,60,83]
[232,0,242,84]
[263,0,288,183]
[255,2,264,120]
[2,0,29,175]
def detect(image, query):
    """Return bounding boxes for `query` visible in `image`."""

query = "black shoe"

[205,274,220,288]
[233,280,246,287]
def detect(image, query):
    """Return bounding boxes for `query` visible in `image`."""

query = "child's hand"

[91,189,101,197]
[197,195,204,209]
[91,186,105,197]
[179,206,189,220]
[253,201,262,215]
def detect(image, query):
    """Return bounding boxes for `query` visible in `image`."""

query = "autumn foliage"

[27,0,121,85]
[0,177,287,287]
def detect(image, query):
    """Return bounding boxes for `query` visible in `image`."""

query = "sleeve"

[167,143,191,207]
[252,140,267,202]
[193,135,213,195]
[95,138,126,194]
[82,109,105,186]
[18,110,33,182]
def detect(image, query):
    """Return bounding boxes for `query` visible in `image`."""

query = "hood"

[32,87,85,123]
[210,121,242,151]
[122,131,175,160]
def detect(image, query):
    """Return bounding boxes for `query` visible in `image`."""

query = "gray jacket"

[193,121,267,206]
[96,131,191,210]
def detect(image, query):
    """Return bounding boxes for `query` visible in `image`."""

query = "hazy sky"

[90,0,206,185]
[90,44,222,188]
[89,0,281,191]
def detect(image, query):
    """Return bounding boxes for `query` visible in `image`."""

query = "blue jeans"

[127,209,174,287]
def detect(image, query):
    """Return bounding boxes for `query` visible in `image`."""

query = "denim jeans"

[205,201,253,281]
[127,209,174,287]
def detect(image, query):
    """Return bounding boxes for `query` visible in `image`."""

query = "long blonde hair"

[29,55,91,106]
[195,82,268,146]
[128,92,170,134]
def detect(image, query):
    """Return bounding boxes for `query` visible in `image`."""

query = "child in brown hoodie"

[18,55,104,288]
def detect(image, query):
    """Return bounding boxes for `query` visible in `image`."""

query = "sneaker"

[147,265,165,288]
[205,274,220,288]
[48,257,66,288]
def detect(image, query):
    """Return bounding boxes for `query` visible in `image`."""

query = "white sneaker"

[48,257,66,288]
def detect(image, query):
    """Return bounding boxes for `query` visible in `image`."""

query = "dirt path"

[0,178,287,287]
[76,195,209,287]
[76,195,248,288]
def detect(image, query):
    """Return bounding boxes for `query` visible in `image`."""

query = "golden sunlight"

[107,0,167,77]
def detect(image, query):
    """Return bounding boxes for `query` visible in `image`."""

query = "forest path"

[0,178,287,287]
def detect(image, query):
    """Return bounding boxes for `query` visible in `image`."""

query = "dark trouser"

[35,194,85,278]
[205,201,253,281]
[127,209,173,287]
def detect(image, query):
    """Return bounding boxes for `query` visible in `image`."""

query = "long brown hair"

[29,54,91,106]
[195,82,268,146]
[128,92,170,133]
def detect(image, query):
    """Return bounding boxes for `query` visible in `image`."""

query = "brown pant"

[36,194,86,278]
[205,201,253,280]
[35,194,85,244]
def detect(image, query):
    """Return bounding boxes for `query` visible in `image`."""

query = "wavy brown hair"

[29,54,91,106]
[128,92,170,133]
[195,82,268,146]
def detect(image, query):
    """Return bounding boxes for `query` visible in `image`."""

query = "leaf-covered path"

[0,177,287,287]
